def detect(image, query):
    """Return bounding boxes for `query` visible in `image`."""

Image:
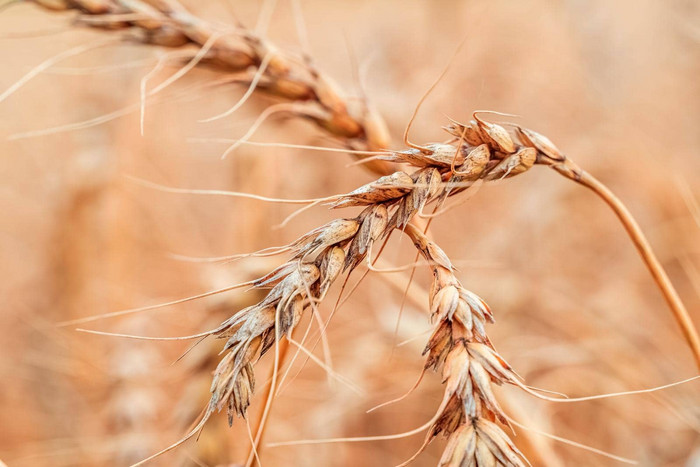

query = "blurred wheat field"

[1,1,699,466]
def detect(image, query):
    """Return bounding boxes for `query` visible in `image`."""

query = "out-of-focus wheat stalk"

[127,114,533,466]
[24,0,394,175]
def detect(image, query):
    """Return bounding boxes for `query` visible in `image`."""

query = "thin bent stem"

[551,160,700,369]
[245,338,290,466]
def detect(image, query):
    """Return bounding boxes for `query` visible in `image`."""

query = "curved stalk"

[551,159,700,369]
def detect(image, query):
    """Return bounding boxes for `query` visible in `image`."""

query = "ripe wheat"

[8,1,700,466]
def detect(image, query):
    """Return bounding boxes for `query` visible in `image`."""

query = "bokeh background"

[1,1,699,466]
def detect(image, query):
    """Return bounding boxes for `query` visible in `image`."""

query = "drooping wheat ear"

[403,223,527,466]
[125,120,513,464]
[98,109,700,465]
[26,0,394,174]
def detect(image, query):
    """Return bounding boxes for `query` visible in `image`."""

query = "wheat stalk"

[547,158,700,364]
[109,114,695,465]
[14,1,700,465]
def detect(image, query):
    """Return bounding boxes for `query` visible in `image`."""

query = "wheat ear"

[25,0,394,174]
[122,113,700,465]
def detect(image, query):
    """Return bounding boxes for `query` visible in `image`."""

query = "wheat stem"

[551,160,700,369]
[245,338,289,466]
